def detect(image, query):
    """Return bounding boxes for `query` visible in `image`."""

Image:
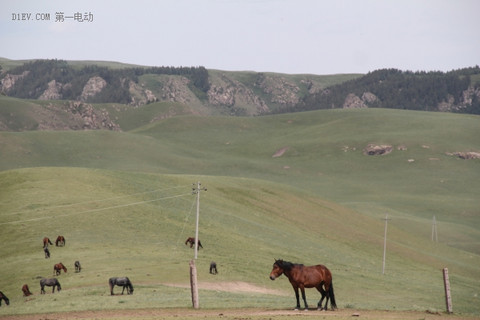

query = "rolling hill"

[1,104,479,316]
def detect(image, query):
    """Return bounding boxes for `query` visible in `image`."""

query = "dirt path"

[1,308,475,320]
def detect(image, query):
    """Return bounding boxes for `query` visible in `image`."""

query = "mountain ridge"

[2,58,479,130]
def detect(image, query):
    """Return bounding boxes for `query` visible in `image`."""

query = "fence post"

[443,268,452,313]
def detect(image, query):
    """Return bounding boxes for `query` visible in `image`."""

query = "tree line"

[295,67,480,114]
[2,59,210,104]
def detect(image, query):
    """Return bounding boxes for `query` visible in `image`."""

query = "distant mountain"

[1,58,479,124]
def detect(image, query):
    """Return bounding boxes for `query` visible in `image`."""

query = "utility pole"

[192,182,207,259]
[190,182,206,309]
[432,215,438,242]
[382,214,390,275]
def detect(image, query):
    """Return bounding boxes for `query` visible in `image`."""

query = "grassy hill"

[0,107,479,316]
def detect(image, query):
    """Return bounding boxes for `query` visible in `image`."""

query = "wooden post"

[443,268,452,313]
[432,216,438,242]
[382,214,390,274]
[190,259,199,309]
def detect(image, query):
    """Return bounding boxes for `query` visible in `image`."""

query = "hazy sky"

[1,0,479,75]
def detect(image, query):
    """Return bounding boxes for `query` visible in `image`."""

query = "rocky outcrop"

[255,74,300,107]
[66,101,120,130]
[0,71,29,93]
[208,74,269,115]
[363,144,393,155]
[160,76,194,105]
[343,92,378,109]
[80,76,107,101]
[449,151,480,159]
[39,80,63,100]
[129,80,157,106]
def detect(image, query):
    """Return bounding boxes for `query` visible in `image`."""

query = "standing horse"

[109,277,134,295]
[269,259,337,311]
[209,261,218,274]
[185,237,203,249]
[55,235,65,247]
[22,284,33,296]
[0,291,9,306]
[43,237,53,247]
[74,261,82,273]
[44,246,50,259]
[53,262,67,275]
[40,278,61,294]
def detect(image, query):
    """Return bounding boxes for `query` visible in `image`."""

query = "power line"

[4,184,191,217]
[0,193,191,226]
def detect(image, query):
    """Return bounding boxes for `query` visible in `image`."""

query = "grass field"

[0,107,479,318]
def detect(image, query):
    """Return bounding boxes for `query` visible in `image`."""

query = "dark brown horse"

[40,278,61,294]
[185,237,203,249]
[0,291,9,306]
[53,262,67,276]
[74,260,82,273]
[22,284,33,296]
[55,235,65,247]
[43,237,53,247]
[269,259,337,311]
[209,261,218,274]
[44,246,50,259]
[109,277,134,295]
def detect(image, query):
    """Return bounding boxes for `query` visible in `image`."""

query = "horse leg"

[300,286,309,310]
[121,285,126,295]
[324,284,333,310]
[293,287,301,310]
[316,286,326,310]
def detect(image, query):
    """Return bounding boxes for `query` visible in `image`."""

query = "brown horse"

[53,262,67,276]
[185,237,203,249]
[43,237,53,247]
[55,235,65,247]
[269,259,337,311]
[22,284,33,296]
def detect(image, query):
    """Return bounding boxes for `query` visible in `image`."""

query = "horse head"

[269,259,285,280]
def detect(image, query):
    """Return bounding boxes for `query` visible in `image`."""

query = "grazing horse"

[55,235,65,247]
[43,237,53,247]
[44,246,50,259]
[269,259,337,311]
[185,237,203,249]
[40,278,61,294]
[75,260,82,273]
[53,262,67,276]
[209,261,218,274]
[22,284,33,296]
[109,277,134,295]
[0,291,9,306]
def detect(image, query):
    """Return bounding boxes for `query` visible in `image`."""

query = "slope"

[0,169,479,316]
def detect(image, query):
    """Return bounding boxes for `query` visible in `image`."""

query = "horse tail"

[329,282,337,310]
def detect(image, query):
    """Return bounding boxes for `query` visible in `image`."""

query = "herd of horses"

[2,236,337,312]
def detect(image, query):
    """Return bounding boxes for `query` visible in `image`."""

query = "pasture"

[0,108,479,318]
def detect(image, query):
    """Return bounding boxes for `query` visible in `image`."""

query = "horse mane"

[276,259,303,271]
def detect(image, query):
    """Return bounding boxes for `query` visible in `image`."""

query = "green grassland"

[0,105,479,317]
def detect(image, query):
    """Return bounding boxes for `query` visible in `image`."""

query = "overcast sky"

[1,0,479,75]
